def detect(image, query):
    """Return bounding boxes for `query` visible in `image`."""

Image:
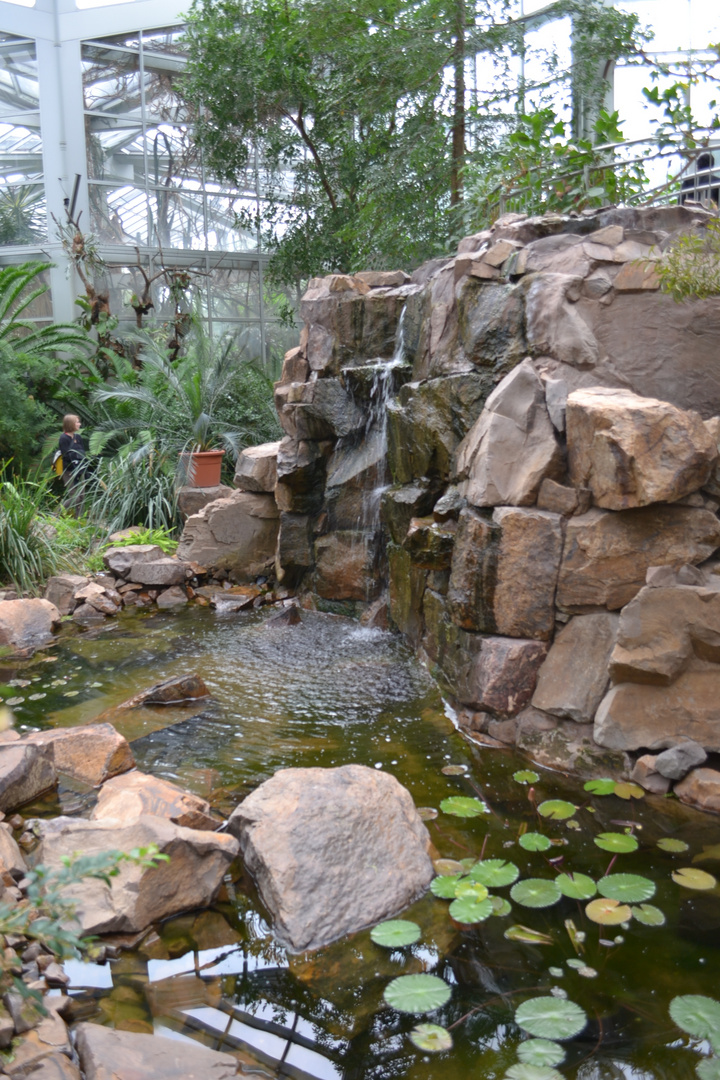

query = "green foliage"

[102,526,178,553]
[439,795,488,818]
[655,217,720,302]
[0,187,44,246]
[88,452,179,536]
[0,472,57,593]
[514,997,587,1041]
[370,919,421,948]
[383,973,451,1014]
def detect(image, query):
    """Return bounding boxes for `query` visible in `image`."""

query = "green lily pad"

[594,831,639,853]
[555,872,596,900]
[455,880,489,902]
[383,974,451,1014]
[433,858,465,876]
[585,897,633,925]
[440,796,488,818]
[670,994,720,1042]
[408,1022,453,1052]
[657,837,689,853]
[672,867,717,890]
[515,996,587,1040]
[511,878,562,909]
[538,800,576,820]
[519,832,552,852]
[469,859,520,888]
[697,1060,720,1080]
[504,1066,564,1080]
[449,895,494,924]
[370,920,421,948]
[431,873,463,899]
[504,924,553,945]
[514,770,540,784]
[632,903,666,926]
[490,896,512,917]
[517,1039,566,1067]
[598,873,656,904]
[583,778,616,795]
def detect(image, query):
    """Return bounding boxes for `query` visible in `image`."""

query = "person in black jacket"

[58,414,87,516]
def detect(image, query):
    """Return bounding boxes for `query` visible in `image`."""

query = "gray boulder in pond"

[226,764,434,951]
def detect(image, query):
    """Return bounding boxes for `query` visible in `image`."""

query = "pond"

[3,607,720,1080]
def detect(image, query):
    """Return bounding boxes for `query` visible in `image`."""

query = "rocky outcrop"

[226,764,434,951]
[43,574,89,616]
[177,489,279,580]
[0,743,56,812]
[532,613,619,723]
[234,440,281,492]
[74,1024,240,1080]
[23,724,134,787]
[0,599,60,652]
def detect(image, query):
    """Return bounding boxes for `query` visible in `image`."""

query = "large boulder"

[454,359,563,507]
[128,558,188,587]
[456,279,527,373]
[92,770,219,830]
[274,437,329,515]
[102,545,164,579]
[556,506,720,611]
[43,574,89,616]
[532,613,619,722]
[74,1024,239,1080]
[226,764,434,952]
[381,481,439,544]
[177,490,279,580]
[276,377,365,440]
[301,275,408,373]
[177,485,233,522]
[0,599,60,652]
[33,815,238,935]
[24,723,134,787]
[0,743,56,812]
[275,512,314,586]
[234,440,281,492]
[674,768,720,813]
[566,387,717,509]
[453,635,549,717]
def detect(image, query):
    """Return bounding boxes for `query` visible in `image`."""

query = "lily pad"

[431,873,463,899]
[504,1066,564,1080]
[449,895,494,924]
[469,859,520,888]
[594,832,638,853]
[632,903,666,926]
[454,880,489,902]
[514,770,540,784]
[408,1023,453,1052]
[441,764,468,776]
[613,781,645,800]
[538,800,576,820]
[555,873,596,900]
[583,778,616,795]
[517,1039,565,1067]
[669,994,720,1042]
[597,873,656,904]
[370,920,421,948]
[657,837,689,853]
[490,896,512,917]
[504,925,554,945]
[417,807,438,821]
[672,867,717,890]
[434,858,465,876]
[383,974,451,1014]
[585,897,633,925]
[566,959,585,970]
[440,795,488,818]
[519,832,552,852]
[511,879,562,909]
[515,996,587,1040]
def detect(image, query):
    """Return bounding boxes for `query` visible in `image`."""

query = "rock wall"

[182,204,720,802]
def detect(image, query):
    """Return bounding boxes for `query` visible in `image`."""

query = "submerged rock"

[226,764,434,952]
[74,1023,239,1080]
[266,604,302,628]
[112,673,209,709]
[92,770,219,831]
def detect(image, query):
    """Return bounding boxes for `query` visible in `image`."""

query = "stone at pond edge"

[128,560,187,587]
[110,673,209,710]
[44,574,90,616]
[532,613,619,723]
[594,671,720,752]
[674,768,720,813]
[74,1023,239,1080]
[155,585,189,609]
[23,723,134,787]
[92,770,220,831]
[33,815,238,935]
[226,764,434,952]
[102,545,164,579]
[630,754,671,795]
[655,741,707,780]
[515,707,631,779]
[454,636,549,718]
[0,599,61,652]
[0,743,56,813]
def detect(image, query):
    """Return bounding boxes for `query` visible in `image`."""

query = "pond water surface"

[3,607,720,1080]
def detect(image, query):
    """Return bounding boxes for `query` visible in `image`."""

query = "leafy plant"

[439,796,488,818]
[0,471,57,593]
[655,217,720,302]
[102,526,178,553]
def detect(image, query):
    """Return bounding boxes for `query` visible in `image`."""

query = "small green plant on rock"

[655,216,720,301]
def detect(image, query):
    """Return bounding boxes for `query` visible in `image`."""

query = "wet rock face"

[226,764,434,952]
[532,613,619,723]
[453,636,549,717]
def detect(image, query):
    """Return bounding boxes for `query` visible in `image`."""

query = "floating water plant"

[633,904,666,926]
[519,833,552,852]
[656,837,689,853]
[504,925,554,945]
[370,920,421,948]
[440,795,488,818]
[408,1023,453,1052]
[594,831,638,853]
[517,1039,565,1067]
[537,800,576,820]
[449,895,494,923]
[431,874,463,899]
[514,996,587,1040]
[585,897,632,925]
[555,872,596,900]
[597,873,656,904]
[504,1065,564,1080]
[469,859,520,888]
[514,770,540,785]
[383,973,451,1014]
[669,994,720,1048]
[671,867,717,890]
[434,858,465,875]
[510,879,562,909]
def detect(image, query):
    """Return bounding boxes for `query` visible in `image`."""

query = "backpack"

[51,449,64,477]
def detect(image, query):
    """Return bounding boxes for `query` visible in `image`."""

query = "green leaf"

[433,858,465,876]
[597,874,656,904]
[594,832,639,853]
[504,925,554,945]
[519,833,552,852]
[454,881,489,902]
[585,897,633,925]
[514,996,587,1040]
[672,867,717,890]
[583,778,616,795]
[537,800,576,820]
[657,837,689,853]
[670,995,720,1041]
[504,1066,564,1080]
[383,974,451,1014]
[613,782,645,800]
[408,1023,453,1053]
[632,903,666,926]
[517,1039,566,1067]
[469,859,520,888]
[430,874,463,899]
[370,920,421,948]
[449,895,494,924]
[490,896,512,917]
[514,770,540,784]
[555,873,596,900]
[510,879,562,909]
[697,1059,720,1080]
[440,796,488,818]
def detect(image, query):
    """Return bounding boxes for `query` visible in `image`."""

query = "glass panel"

[82,40,141,114]
[0,34,44,244]
[90,182,149,244]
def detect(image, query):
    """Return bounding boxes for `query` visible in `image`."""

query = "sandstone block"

[301,280,406,372]
[74,1024,239,1080]
[155,585,188,608]
[381,481,438,544]
[275,512,314,586]
[525,274,600,367]
[655,740,707,780]
[532,612,619,722]
[515,707,631,778]
[4,999,70,1078]
[556,506,720,611]
[24,723,134,787]
[0,743,56,812]
[630,754,671,794]
[17,1052,79,1080]
[674,767,720,813]
[226,764,433,952]
[275,437,328,515]
[325,429,387,530]
[447,507,498,632]
[314,531,378,601]
[0,822,26,875]
[128,558,187,587]
[43,575,89,616]
[34,815,238,935]
[567,388,717,509]
[280,345,309,384]
[389,544,426,647]
[234,440,281,492]
[402,517,456,570]
[177,485,233,522]
[455,636,549,717]
[537,478,578,515]
[613,261,660,291]
[355,270,410,288]
[454,359,563,507]
[177,490,279,580]
[456,280,527,373]
[102,545,164,578]
[0,599,60,652]
[93,770,219,830]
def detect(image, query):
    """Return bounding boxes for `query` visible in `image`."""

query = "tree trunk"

[450,0,466,206]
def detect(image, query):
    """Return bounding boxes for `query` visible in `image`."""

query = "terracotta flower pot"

[181,449,225,487]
